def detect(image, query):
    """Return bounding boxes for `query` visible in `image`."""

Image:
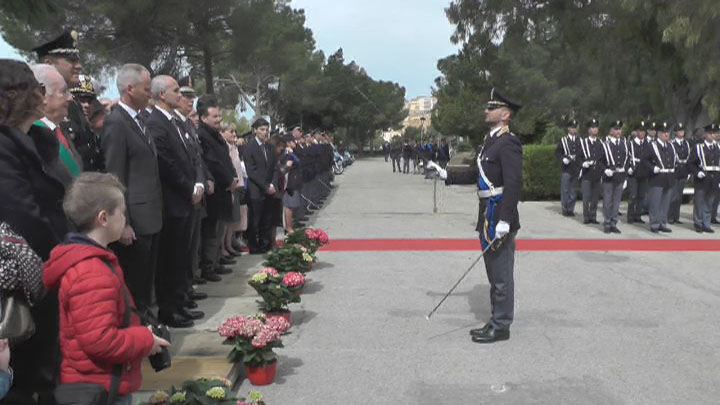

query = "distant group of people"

[384,138,450,174]
[0,28,337,404]
[556,119,720,234]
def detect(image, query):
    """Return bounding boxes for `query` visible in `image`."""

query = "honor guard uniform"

[600,120,629,233]
[430,88,522,343]
[646,122,676,233]
[627,121,650,223]
[689,124,720,232]
[33,29,104,172]
[579,119,604,224]
[68,74,104,171]
[555,119,581,216]
[669,123,690,224]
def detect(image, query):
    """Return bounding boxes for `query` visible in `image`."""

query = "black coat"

[243,137,278,200]
[671,139,691,179]
[197,121,235,218]
[146,108,196,218]
[689,141,720,192]
[627,138,651,179]
[0,124,67,260]
[279,151,303,194]
[555,135,582,175]
[101,104,163,235]
[645,140,677,189]
[599,138,629,184]
[579,137,604,182]
[62,100,104,172]
[446,128,523,233]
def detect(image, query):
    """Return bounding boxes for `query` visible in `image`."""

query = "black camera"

[149,324,172,372]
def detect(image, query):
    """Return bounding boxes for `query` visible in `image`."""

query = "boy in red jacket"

[43,172,170,404]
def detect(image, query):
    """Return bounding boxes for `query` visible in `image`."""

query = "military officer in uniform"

[579,119,604,224]
[627,121,649,223]
[429,88,522,343]
[689,124,720,233]
[669,123,690,224]
[555,119,581,217]
[33,28,104,172]
[646,122,676,233]
[600,120,629,233]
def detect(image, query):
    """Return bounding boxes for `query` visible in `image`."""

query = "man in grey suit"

[101,63,163,315]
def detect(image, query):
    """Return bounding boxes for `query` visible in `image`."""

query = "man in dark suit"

[146,75,204,327]
[579,119,604,225]
[646,122,676,233]
[429,88,523,343]
[243,117,278,254]
[101,63,163,316]
[627,122,650,224]
[600,120,630,234]
[197,96,238,277]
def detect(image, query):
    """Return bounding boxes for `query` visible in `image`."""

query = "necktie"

[171,117,188,149]
[262,143,268,162]
[135,113,146,133]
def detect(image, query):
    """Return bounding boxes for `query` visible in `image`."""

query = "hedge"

[523,144,560,200]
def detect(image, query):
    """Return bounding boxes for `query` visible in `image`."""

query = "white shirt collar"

[256,136,263,146]
[567,133,575,140]
[154,105,174,121]
[40,117,57,131]
[118,101,139,119]
[610,137,618,145]
[706,140,716,147]
[174,109,187,122]
[490,126,503,137]
[634,138,643,145]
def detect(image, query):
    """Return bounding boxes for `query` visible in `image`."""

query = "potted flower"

[284,227,330,254]
[263,244,314,274]
[248,267,302,322]
[141,377,265,404]
[218,314,289,385]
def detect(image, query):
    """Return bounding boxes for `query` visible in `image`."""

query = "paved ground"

[143,157,720,404]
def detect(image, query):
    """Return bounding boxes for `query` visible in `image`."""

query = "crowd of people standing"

[384,138,450,174]
[0,28,336,404]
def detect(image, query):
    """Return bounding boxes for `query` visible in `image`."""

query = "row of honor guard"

[556,119,720,233]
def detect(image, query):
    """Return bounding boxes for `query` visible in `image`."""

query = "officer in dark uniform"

[430,88,522,343]
[627,121,650,223]
[555,119,581,216]
[600,120,629,233]
[579,119,604,224]
[669,123,690,224]
[689,124,720,233]
[33,28,104,172]
[646,122,676,233]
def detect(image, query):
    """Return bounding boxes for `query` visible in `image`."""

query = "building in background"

[382,96,436,141]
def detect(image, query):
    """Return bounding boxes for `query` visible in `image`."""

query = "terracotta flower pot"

[244,360,277,386]
[265,310,291,324]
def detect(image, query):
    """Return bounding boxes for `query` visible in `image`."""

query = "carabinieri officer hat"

[657,121,670,133]
[611,120,624,129]
[70,74,96,99]
[565,118,579,128]
[586,118,599,128]
[32,28,80,60]
[486,88,522,113]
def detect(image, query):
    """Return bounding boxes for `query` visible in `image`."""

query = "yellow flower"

[149,391,170,403]
[248,390,264,401]
[170,391,186,403]
[206,386,226,399]
[302,253,313,263]
[251,273,268,283]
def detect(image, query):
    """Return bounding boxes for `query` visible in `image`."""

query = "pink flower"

[281,272,305,287]
[218,315,248,338]
[304,228,315,239]
[260,267,279,276]
[251,327,281,348]
[317,231,329,244]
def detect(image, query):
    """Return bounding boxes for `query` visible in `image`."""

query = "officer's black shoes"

[471,325,510,343]
[635,219,646,224]
[184,300,198,309]
[179,308,204,320]
[604,228,611,234]
[610,227,621,234]
[469,323,492,337]
[589,220,600,224]
[711,219,720,224]
[201,271,222,282]
[583,220,590,224]
[159,312,195,328]
[189,291,208,301]
[703,227,715,233]
[695,226,704,233]
[650,228,659,233]
[193,276,207,285]
[675,221,683,225]
[214,266,233,275]
[219,257,236,265]
[659,226,672,233]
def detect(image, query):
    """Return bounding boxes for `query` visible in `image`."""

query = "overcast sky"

[0,1,459,99]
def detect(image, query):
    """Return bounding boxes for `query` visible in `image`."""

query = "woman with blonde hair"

[219,122,248,257]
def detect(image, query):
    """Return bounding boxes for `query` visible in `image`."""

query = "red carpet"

[320,238,720,252]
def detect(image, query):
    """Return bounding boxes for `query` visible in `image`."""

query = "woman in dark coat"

[0,59,68,405]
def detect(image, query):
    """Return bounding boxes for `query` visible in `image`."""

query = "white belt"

[477,187,504,199]
[678,159,688,164]
[658,169,675,174]
[613,168,626,173]
[632,158,641,163]
[584,160,596,165]
[705,166,720,172]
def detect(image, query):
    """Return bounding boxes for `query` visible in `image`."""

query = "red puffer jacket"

[43,234,154,395]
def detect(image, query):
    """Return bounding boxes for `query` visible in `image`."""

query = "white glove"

[628,167,634,175]
[604,169,613,177]
[437,167,447,180]
[582,161,590,169]
[698,171,706,179]
[562,158,570,165]
[653,166,661,174]
[495,221,510,238]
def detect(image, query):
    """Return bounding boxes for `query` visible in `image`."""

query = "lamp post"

[420,116,426,143]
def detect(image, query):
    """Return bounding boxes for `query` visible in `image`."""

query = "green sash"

[32,120,81,177]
